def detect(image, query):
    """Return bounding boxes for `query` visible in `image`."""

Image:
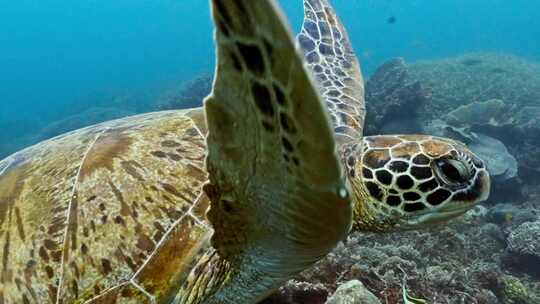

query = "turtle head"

[344,135,490,232]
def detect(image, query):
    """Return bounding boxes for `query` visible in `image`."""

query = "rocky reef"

[408,53,540,119]
[364,58,432,135]
[156,74,212,111]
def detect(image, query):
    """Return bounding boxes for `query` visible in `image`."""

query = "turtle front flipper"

[297,0,366,144]
[201,0,352,302]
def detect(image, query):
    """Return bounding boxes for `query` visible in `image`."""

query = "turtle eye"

[435,159,469,186]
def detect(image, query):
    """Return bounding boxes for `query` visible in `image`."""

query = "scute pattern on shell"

[0,110,213,304]
[0,125,102,304]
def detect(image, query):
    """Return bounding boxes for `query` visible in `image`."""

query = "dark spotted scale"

[410,166,432,180]
[427,189,452,206]
[375,170,393,186]
[396,175,415,190]
[389,160,409,173]
[365,182,384,202]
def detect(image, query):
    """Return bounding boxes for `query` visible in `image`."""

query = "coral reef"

[487,204,536,227]
[267,212,540,303]
[500,275,531,304]
[364,58,431,135]
[503,221,540,279]
[445,99,506,128]
[157,74,212,110]
[408,53,540,120]
[472,105,540,178]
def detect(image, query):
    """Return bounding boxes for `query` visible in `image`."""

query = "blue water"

[0,0,539,155]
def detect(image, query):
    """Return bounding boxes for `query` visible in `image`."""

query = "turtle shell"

[0,109,213,304]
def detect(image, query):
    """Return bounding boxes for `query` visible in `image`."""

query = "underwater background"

[1,0,539,303]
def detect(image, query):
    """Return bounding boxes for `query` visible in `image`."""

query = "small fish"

[402,284,427,304]
[387,16,397,24]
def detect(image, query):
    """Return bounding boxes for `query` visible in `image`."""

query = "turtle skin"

[0,109,215,304]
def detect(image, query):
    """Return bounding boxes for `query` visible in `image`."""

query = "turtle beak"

[409,169,490,228]
[451,169,491,206]
[400,205,472,229]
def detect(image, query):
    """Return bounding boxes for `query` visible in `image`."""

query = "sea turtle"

[0,0,490,303]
